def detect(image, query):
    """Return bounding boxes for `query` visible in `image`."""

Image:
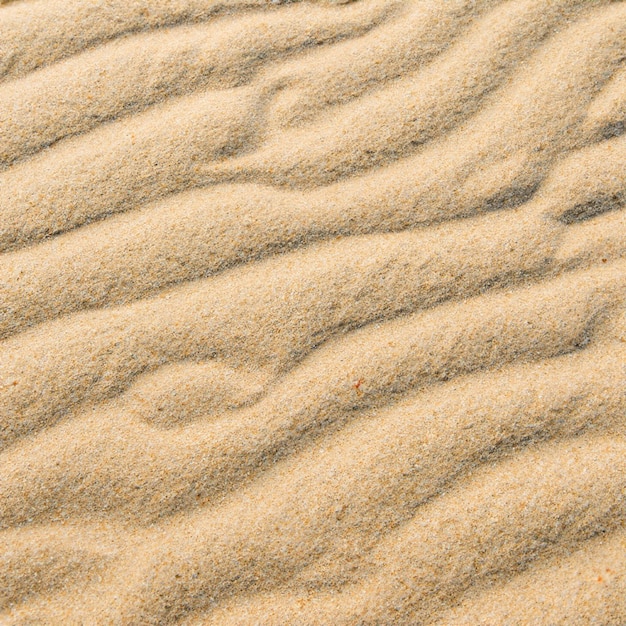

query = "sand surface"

[1,0,626,623]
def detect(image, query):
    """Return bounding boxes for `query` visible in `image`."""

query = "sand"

[1,0,625,623]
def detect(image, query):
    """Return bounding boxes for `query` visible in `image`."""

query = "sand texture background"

[1,0,626,623]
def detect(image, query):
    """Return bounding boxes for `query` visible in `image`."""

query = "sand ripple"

[1,0,625,623]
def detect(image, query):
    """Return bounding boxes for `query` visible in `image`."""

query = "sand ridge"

[1,0,625,623]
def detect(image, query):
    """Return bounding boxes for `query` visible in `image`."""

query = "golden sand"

[1,0,625,623]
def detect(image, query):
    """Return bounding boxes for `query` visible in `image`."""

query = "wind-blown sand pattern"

[1,0,625,623]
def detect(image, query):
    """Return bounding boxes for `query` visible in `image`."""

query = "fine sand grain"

[1,0,625,624]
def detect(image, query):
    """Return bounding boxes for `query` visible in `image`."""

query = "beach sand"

[1,0,625,623]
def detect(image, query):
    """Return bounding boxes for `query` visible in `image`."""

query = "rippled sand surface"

[1,1,626,623]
